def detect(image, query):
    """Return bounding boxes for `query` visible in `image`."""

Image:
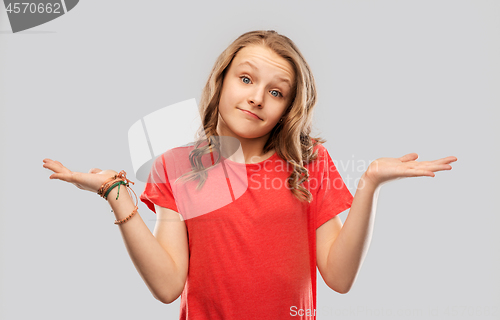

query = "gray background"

[1,0,498,319]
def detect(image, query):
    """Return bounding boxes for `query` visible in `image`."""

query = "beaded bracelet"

[97,170,139,225]
[114,206,138,225]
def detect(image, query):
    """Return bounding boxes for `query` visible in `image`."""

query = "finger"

[411,163,453,176]
[43,162,69,174]
[43,159,72,174]
[88,168,102,174]
[417,162,453,171]
[432,156,458,164]
[407,169,435,177]
[42,161,58,172]
[49,172,74,182]
[399,153,419,162]
[430,164,453,172]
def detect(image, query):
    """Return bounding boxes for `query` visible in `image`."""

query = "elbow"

[326,278,353,295]
[154,283,184,304]
[153,273,187,304]
[156,292,180,304]
[336,285,352,294]
[159,298,175,305]
[329,283,351,295]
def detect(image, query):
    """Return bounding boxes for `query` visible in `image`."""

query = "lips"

[238,108,262,120]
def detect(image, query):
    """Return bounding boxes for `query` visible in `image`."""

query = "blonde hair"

[177,30,326,203]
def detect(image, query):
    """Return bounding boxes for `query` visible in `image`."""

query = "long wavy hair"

[176,30,326,203]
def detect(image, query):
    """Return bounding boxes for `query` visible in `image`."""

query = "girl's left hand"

[363,153,458,187]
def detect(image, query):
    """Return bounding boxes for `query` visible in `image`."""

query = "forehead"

[231,45,295,82]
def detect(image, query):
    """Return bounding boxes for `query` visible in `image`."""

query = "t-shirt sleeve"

[139,153,179,214]
[313,145,354,229]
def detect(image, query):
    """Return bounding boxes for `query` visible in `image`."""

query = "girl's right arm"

[42,159,189,304]
[107,188,189,304]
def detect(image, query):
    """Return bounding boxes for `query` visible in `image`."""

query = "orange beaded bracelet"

[114,206,138,225]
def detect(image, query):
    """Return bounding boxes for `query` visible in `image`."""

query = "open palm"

[364,153,457,186]
[42,158,118,193]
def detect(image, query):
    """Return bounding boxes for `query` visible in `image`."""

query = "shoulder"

[159,143,202,164]
[162,145,192,159]
[151,145,197,175]
[312,142,327,154]
[310,141,329,162]
[310,137,328,153]
[303,142,329,176]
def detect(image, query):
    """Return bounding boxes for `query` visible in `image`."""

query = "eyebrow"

[237,61,293,89]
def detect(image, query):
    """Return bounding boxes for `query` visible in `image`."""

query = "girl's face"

[217,44,295,141]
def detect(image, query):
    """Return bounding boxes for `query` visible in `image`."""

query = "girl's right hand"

[42,158,119,194]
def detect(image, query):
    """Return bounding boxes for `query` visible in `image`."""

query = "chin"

[230,125,268,139]
[232,130,262,139]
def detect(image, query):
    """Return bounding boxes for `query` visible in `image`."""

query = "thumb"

[399,153,419,162]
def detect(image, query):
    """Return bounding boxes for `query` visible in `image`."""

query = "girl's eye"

[270,90,282,98]
[240,75,282,98]
[241,76,251,84]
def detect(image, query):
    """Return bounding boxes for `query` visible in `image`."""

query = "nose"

[248,85,265,107]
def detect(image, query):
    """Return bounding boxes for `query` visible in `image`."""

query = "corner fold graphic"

[3,0,80,33]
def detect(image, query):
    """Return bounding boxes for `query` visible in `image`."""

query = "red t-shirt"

[140,142,353,319]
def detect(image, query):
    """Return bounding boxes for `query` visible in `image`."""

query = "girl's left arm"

[323,153,457,294]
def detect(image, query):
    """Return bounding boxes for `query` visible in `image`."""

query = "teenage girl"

[42,30,457,319]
